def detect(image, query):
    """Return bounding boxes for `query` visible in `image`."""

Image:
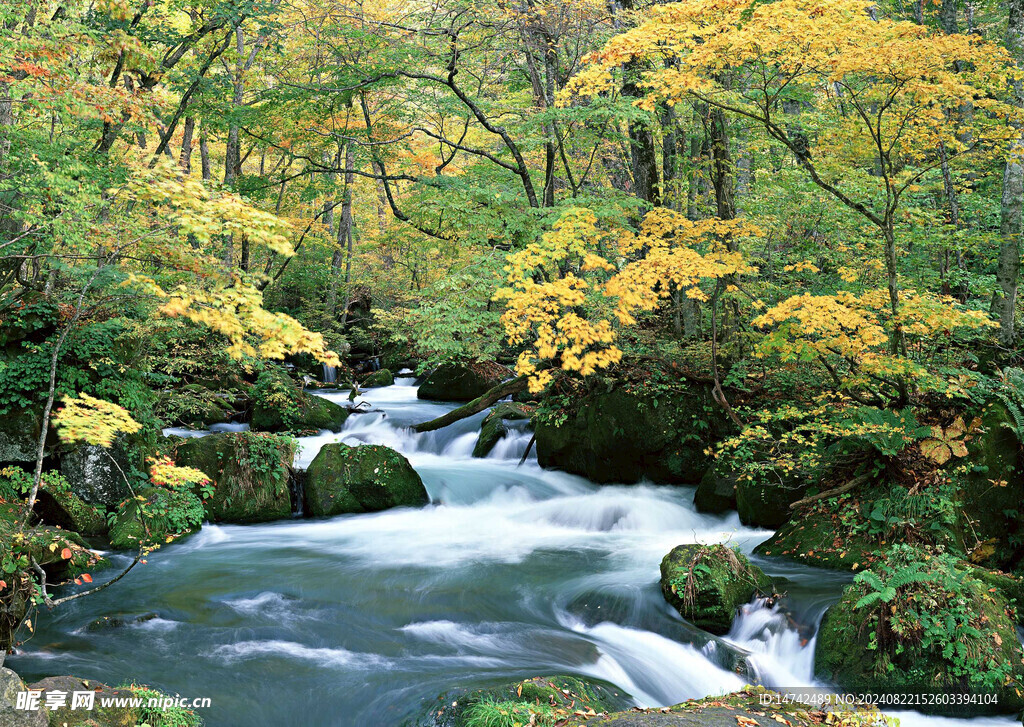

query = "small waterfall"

[723,598,816,690]
[322,364,337,384]
[289,469,307,517]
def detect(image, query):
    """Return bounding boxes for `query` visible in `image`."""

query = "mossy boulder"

[413,675,630,727]
[0,408,44,464]
[29,676,140,727]
[536,384,720,484]
[754,517,879,572]
[563,687,840,727]
[304,443,428,516]
[108,486,204,550]
[59,441,133,509]
[35,488,107,538]
[736,479,810,529]
[660,544,772,635]
[472,402,533,458]
[815,546,1024,715]
[959,403,1023,566]
[361,368,394,387]
[693,464,738,514]
[417,361,512,402]
[175,432,294,523]
[251,392,348,433]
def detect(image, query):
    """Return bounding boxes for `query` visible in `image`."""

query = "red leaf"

[60,548,73,560]
[81,573,93,583]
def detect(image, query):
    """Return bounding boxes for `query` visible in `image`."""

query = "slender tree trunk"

[179,116,195,173]
[996,0,1024,347]
[327,144,355,319]
[199,126,211,181]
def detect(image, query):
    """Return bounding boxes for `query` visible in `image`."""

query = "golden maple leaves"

[496,207,756,392]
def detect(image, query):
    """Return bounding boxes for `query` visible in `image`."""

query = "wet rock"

[304,443,428,516]
[175,432,294,523]
[472,402,533,458]
[414,675,631,727]
[84,613,159,632]
[361,369,394,388]
[34,489,107,538]
[29,676,139,727]
[417,361,512,402]
[535,384,722,484]
[815,546,1024,715]
[107,486,203,550]
[660,544,772,635]
[563,687,833,726]
[251,392,348,433]
[59,442,132,510]
[693,465,737,514]
[0,667,46,727]
[0,409,43,465]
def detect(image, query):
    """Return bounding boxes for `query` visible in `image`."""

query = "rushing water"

[8,379,1020,726]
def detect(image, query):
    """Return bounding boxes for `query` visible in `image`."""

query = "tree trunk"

[327,144,355,319]
[179,116,195,173]
[996,0,1024,347]
[200,126,211,181]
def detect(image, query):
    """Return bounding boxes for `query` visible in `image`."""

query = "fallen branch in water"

[412,376,529,432]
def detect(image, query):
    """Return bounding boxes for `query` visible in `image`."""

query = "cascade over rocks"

[175,432,294,523]
[660,544,772,635]
[417,361,512,402]
[535,382,722,484]
[472,402,533,458]
[304,443,428,516]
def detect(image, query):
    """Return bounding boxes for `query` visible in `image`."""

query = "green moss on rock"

[417,361,512,402]
[108,486,204,550]
[175,432,294,523]
[660,544,772,635]
[412,675,630,727]
[535,383,721,484]
[252,392,348,433]
[305,443,428,516]
[36,488,107,538]
[693,465,737,514]
[362,369,394,387]
[815,546,1024,715]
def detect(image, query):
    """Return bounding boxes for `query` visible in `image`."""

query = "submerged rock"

[413,675,631,727]
[361,368,394,387]
[535,384,722,484]
[660,544,772,635]
[304,443,428,516]
[815,546,1024,715]
[472,402,533,458]
[175,432,294,523]
[417,361,511,402]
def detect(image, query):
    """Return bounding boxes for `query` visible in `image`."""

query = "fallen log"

[412,376,529,432]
